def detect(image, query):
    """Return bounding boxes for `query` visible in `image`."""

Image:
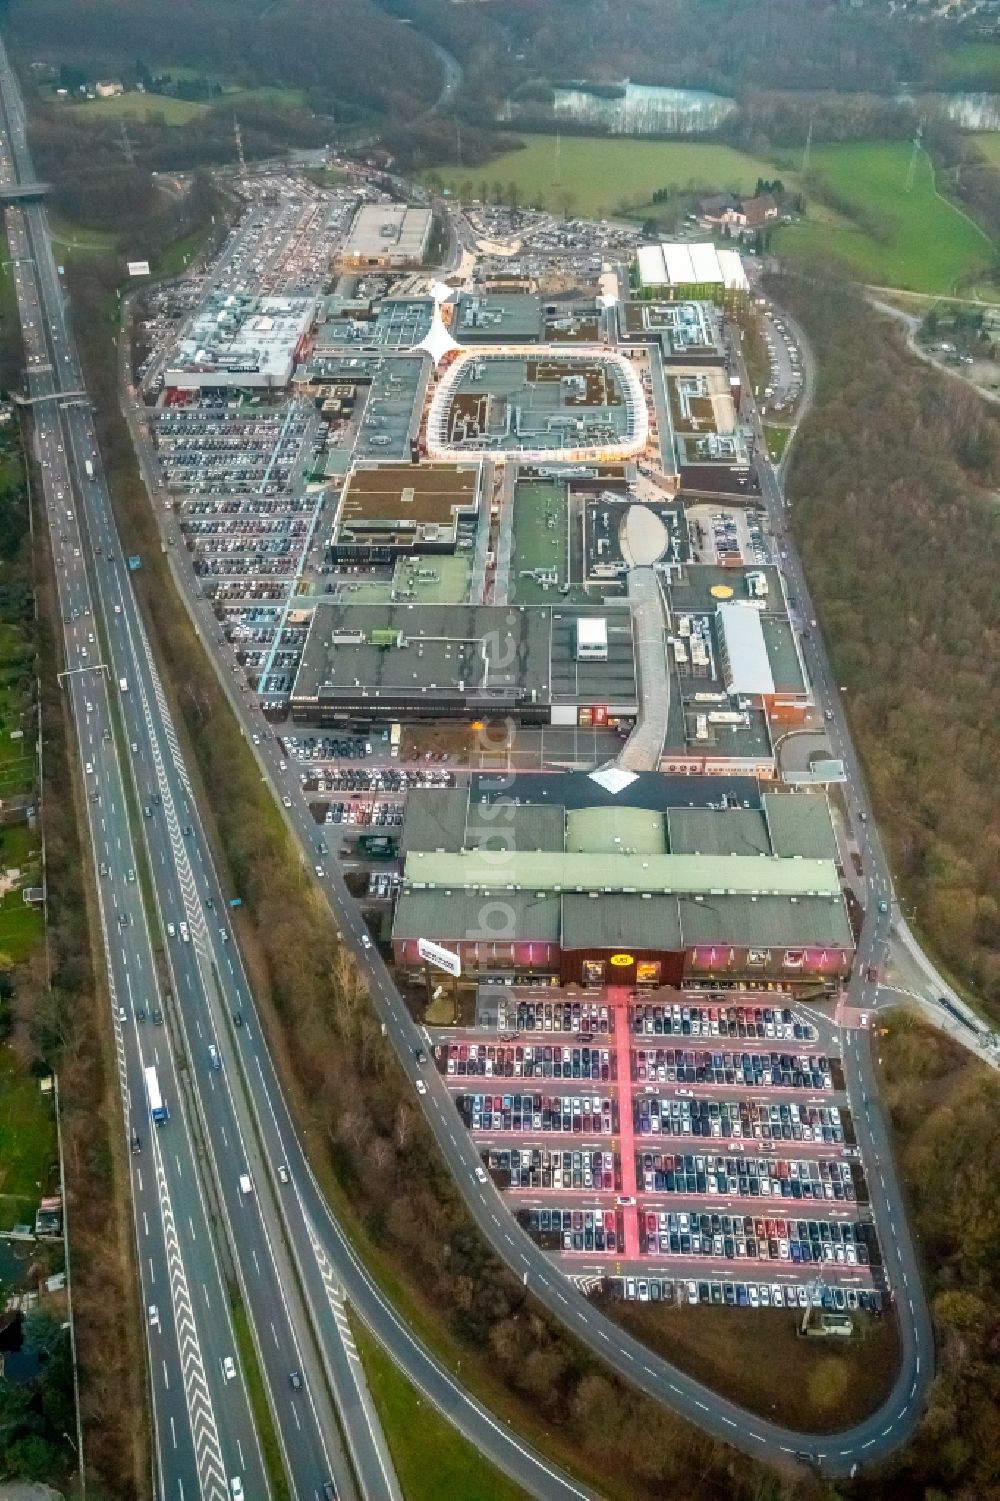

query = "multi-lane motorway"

[0,36,388,1501]
[1,30,946,1494]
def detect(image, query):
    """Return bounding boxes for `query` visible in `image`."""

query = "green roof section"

[763,790,839,861]
[399,788,469,854]
[393,887,561,943]
[561,892,682,950]
[667,807,770,857]
[678,893,853,950]
[466,799,566,854]
[565,805,665,855]
[403,849,842,897]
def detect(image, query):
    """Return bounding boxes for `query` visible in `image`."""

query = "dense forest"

[870,1015,1000,1499]
[1,0,441,122]
[775,276,1000,1014]
[395,0,985,131]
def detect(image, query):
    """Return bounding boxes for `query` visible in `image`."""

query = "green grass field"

[353,1321,530,1501]
[432,136,781,218]
[779,140,995,294]
[0,618,33,799]
[68,84,306,126]
[0,1049,56,1230]
[69,91,210,125]
[763,424,792,462]
[48,217,118,260]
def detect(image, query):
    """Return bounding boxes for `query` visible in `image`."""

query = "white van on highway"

[239,1173,253,1196]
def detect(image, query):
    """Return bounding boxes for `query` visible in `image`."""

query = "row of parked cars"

[184,497,313,519]
[611,1277,881,1312]
[443,1041,614,1081]
[457,1092,615,1135]
[518,1206,622,1254]
[636,1096,845,1144]
[632,1001,814,1042]
[325,801,404,826]
[634,1045,833,1090]
[637,1149,856,1202]
[499,998,611,1035]
[488,1146,617,1192]
[642,1211,872,1267]
[183,516,306,540]
[289,733,371,759]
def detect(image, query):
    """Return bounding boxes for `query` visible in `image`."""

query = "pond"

[528,81,736,136]
[898,89,1000,129]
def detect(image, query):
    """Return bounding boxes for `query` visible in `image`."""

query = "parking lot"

[759,309,803,415]
[686,504,771,568]
[431,986,882,1303]
[154,397,314,497]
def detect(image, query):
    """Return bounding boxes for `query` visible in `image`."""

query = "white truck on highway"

[84,459,94,479]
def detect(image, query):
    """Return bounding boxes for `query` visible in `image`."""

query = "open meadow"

[779,140,995,294]
[432,135,781,218]
[67,83,307,126]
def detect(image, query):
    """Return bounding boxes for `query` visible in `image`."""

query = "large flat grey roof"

[291,603,637,711]
[343,203,432,261]
[393,886,851,952]
[455,293,542,342]
[763,790,839,861]
[667,807,770,857]
[562,892,682,950]
[678,893,853,950]
[400,787,469,854]
[466,799,566,854]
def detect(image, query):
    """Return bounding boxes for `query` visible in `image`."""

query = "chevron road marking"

[301,1209,359,1362]
[567,1273,606,1298]
[154,1141,230,1501]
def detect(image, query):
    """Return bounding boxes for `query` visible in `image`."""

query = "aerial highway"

[0,94,271,1501]
[144,228,939,1479]
[6,32,941,1489]
[0,34,382,1501]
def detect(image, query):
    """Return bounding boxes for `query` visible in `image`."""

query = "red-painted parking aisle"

[611,988,639,1258]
